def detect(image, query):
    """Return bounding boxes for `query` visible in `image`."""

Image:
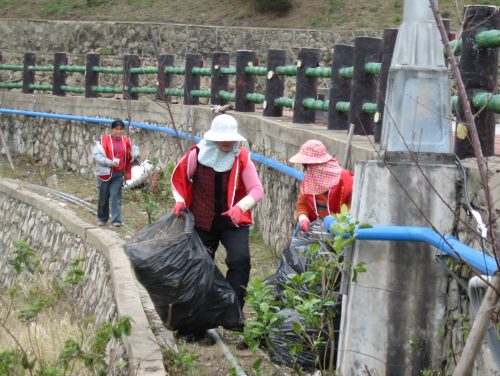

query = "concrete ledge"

[0,179,166,375]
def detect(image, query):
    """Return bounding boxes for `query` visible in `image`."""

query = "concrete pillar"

[263,49,287,117]
[235,50,256,112]
[156,53,174,101]
[184,53,202,105]
[328,44,353,130]
[380,0,452,154]
[337,155,458,375]
[210,51,230,106]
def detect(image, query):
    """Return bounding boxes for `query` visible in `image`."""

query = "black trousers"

[195,216,250,310]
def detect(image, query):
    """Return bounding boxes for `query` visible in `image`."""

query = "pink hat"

[289,140,333,164]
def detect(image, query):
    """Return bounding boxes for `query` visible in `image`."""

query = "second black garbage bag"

[124,212,243,333]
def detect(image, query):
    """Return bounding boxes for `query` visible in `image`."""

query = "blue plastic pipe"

[0,108,304,181]
[323,216,498,276]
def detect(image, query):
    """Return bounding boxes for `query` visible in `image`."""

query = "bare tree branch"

[427,2,500,374]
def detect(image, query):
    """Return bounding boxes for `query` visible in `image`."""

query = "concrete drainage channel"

[2,178,249,375]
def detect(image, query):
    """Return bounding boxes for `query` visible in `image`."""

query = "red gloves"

[299,219,310,232]
[172,202,186,216]
[222,205,243,225]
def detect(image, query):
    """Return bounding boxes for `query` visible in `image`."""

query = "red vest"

[171,145,253,225]
[99,134,133,182]
[304,169,354,220]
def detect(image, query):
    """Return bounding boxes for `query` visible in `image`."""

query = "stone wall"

[0,19,381,65]
[0,179,166,375]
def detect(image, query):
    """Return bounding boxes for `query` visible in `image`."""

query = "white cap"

[203,114,246,142]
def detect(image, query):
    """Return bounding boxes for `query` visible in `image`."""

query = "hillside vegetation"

[0,0,498,31]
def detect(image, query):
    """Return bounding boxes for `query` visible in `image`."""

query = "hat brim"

[289,153,332,164]
[204,130,246,142]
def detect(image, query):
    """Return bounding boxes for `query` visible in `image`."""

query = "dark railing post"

[328,44,353,130]
[157,54,174,101]
[52,52,67,97]
[123,54,140,100]
[184,53,202,105]
[263,49,287,117]
[455,5,498,158]
[293,47,320,124]
[374,29,398,142]
[22,52,36,94]
[211,51,230,106]
[235,50,256,112]
[85,53,100,98]
[348,37,382,135]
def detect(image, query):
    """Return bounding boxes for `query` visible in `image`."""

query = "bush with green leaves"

[243,205,368,373]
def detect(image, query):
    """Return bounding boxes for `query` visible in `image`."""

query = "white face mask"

[197,139,240,172]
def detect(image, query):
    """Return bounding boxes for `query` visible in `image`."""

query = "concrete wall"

[0,179,165,375]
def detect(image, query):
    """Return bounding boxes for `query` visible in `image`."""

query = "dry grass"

[0,278,91,374]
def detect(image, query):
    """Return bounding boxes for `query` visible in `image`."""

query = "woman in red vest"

[92,119,139,227]
[171,114,264,341]
[289,139,354,232]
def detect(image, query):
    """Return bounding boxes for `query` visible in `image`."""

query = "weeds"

[163,346,197,375]
[243,205,365,373]
[1,240,133,375]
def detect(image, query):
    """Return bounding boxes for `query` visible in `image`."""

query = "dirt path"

[0,154,304,376]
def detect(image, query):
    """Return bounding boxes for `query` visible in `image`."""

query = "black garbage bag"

[267,304,341,371]
[274,220,328,293]
[124,212,243,333]
[266,220,342,370]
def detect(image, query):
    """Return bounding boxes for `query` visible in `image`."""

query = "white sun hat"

[203,114,247,142]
